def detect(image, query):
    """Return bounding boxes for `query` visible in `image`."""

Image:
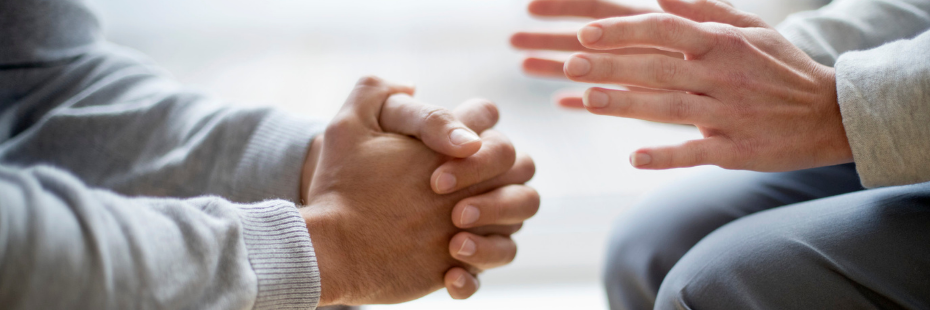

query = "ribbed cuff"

[238,201,320,310]
[835,35,930,188]
[231,110,326,204]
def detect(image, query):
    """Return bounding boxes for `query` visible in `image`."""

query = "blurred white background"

[87,0,827,308]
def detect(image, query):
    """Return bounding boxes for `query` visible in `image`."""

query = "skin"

[298,77,539,305]
[513,0,853,171]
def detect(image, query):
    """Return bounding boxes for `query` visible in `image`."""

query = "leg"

[656,182,930,309]
[604,164,863,310]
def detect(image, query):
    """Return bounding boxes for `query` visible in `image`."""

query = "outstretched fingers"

[528,0,657,19]
[658,0,768,28]
[512,32,683,57]
[577,13,716,56]
[564,53,710,93]
[630,137,737,169]
[582,87,720,125]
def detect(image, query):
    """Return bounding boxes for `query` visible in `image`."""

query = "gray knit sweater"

[0,0,324,309]
[1,0,928,309]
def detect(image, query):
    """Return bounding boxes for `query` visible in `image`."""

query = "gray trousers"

[604,164,930,309]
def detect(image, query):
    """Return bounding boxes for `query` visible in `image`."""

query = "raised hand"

[299,77,537,305]
[565,0,853,171]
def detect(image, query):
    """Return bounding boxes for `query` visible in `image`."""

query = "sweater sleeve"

[0,165,320,310]
[0,0,325,204]
[833,30,930,188]
[776,0,930,67]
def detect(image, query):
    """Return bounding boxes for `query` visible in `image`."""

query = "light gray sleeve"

[776,0,930,66]
[0,0,325,204]
[0,165,320,310]
[834,30,930,188]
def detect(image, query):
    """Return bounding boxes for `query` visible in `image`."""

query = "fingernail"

[449,128,480,146]
[631,153,652,167]
[584,89,609,108]
[565,56,591,77]
[460,205,480,226]
[457,238,476,256]
[436,172,457,193]
[579,25,603,44]
[453,274,467,288]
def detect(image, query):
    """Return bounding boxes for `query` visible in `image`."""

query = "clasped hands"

[298,77,539,306]
[513,0,854,172]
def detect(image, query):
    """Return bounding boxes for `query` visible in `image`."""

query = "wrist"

[817,65,854,165]
[300,204,347,306]
[300,135,325,205]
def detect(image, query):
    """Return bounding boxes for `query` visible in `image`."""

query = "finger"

[334,76,415,131]
[528,0,657,19]
[577,14,716,56]
[453,185,540,229]
[582,87,719,125]
[452,98,500,134]
[658,0,768,28]
[444,267,480,300]
[512,32,683,57]
[564,53,709,92]
[630,137,735,169]
[466,223,524,236]
[431,131,518,194]
[451,153,536,200]
[380,94,482,158]
[557,96,585,108]
[450,232,517,270]
[523,57,568,78]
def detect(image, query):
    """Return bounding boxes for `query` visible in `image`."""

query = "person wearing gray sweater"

[513,0,929,308]
[0,0,542,309]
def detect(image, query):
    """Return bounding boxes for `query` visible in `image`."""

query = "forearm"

[0,0,324,204]
[777,0,930,66]
[0,165,320,309]
[0,45,324,203]
[835,29,930,187]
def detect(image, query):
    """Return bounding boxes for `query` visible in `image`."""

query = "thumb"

[658,0,769,28]
[334,76,416,132]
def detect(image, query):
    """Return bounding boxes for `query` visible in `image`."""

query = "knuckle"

[494,140,517,166]
[324,117,355,137]
[522,188,541,216]
[516,154,537,179]
[477,99,500,125]
[714,26,748,50]
[504,242,518,264]
[652,57,679,85]
[422,106,455,128]
[667,94,691,121]
[652,14,683,43]
[608,93,633,116]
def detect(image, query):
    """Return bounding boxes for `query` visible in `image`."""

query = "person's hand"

[562,0,852,171]
[511,0,676,107]
[302,83,539,301]
[299,77,537,306]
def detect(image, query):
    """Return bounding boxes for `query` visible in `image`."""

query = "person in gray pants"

[512,0,930,308]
